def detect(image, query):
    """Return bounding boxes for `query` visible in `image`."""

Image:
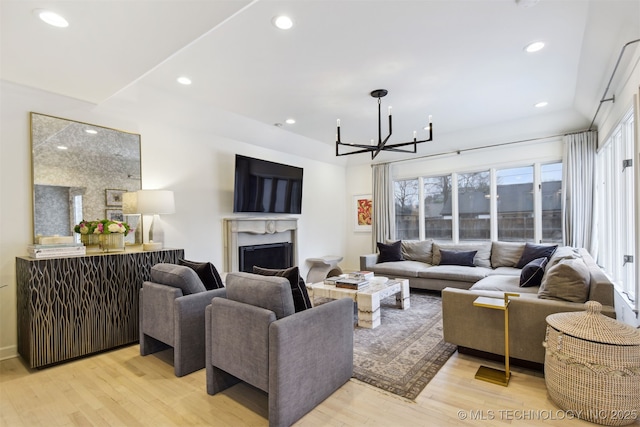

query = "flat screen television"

[233,154,303,214]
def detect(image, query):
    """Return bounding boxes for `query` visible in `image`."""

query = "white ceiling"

[2,0,639,164]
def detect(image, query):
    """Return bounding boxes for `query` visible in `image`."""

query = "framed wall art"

[105,189,125,207]
[105,209,124,222]
[354,194,372,232]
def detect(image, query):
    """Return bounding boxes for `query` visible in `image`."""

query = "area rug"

[352,290,457,400]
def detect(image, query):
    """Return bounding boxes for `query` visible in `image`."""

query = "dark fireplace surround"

[239,242,293,272]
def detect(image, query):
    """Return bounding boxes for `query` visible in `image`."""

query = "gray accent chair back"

[206,272,354,427]
[140,263,226,377]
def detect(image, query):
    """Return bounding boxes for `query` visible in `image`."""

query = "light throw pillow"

[515,243,558,268]
[377,240,404,263]
[178,258,224,290]
[439,249,477,267]
[400,239,433,264]
[150,263,206,295]
[538,258,590,303]
[252,266,311,312]
[545,246,581,273]
[491,241,526,268]
[519,257,548,287]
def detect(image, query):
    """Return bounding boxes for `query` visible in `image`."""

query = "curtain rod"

[589,38,640,130]
[374,128,594,166]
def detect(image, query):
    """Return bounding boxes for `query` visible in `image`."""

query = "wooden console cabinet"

[16,248,184,368]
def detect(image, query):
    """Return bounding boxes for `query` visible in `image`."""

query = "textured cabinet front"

[16,249,184,368]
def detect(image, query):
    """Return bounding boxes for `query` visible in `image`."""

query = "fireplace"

[224,217,298,272]
[238,242,293,272]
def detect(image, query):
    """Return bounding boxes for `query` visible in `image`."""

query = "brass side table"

[472,293,520,386]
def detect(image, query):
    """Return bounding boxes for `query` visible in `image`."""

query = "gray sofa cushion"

[225,272,295,319]
[371,260,431,278]
[491,241,525,268]
[150,263,206,295]
[471,274,539,294]
[418,265,492,282]
[545,246,581,272]
[538,257,590,303]
[432,242,492,268]
[488,266,522,276]
[401,239,433,264]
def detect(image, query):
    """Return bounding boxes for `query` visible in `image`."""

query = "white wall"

[0,81,348,359]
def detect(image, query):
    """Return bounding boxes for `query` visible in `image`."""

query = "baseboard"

[457,346,544,372]
[0,345,18,361]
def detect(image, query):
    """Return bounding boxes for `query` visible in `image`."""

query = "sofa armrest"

[360,253,379,270]
[268,298,354,427]
[442,287,616,365]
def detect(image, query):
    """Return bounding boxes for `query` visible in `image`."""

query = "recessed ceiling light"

[524,41,545,53]
[177,76,192,85]
[273,15,293,30]
[33,9,69,28]
[285,118,296,125]
[85,129,98,134]
[57,146,68,150]
[535,101,548,108]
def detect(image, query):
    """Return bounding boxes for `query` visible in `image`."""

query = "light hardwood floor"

[1,345,638,426]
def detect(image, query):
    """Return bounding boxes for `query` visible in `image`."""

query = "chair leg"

[206,365,241,395]
[140,333,170,356]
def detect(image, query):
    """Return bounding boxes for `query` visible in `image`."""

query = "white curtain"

[371,163,395,250]
[563,130,598,255]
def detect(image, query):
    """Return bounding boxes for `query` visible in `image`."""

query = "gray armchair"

[140,263,226,377]
[205,272,353,427]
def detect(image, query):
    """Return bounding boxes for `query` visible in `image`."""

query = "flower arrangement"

[74,219,131,236]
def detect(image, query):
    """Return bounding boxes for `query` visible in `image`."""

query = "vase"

[80,234,100,247]
[99,233,125,252]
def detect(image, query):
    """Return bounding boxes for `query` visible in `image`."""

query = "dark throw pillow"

[515,243,558,269]
[519,257,548,287]
[252,265,311,312]
[178,259,225,290]
[439,249,477,267]
[377,240,403,263]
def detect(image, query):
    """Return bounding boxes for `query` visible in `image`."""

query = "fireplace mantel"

[224,217,298,272]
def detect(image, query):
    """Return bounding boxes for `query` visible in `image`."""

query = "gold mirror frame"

[30,112,142,244]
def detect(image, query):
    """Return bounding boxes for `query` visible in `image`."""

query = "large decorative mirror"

[31,112,142,244]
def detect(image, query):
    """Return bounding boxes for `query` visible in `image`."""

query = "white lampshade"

[136,190,175,215]
[122,192,138,214]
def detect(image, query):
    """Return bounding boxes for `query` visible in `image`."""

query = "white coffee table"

[307,278,410,329]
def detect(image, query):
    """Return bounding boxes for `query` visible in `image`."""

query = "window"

[496,166,534,242]
[424,176,452,240]
[597,109,636,303]
[393,161,562,243]
[394,179,419,240]
[458,171,490,241]
[540,163,563,243]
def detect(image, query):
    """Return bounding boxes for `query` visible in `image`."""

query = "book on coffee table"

[335,277,369,290]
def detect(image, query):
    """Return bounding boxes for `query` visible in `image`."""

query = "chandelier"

[336,89,433,159]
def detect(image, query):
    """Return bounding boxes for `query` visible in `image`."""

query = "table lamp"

[136,189,175,251]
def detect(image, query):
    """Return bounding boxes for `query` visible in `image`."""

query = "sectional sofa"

[360,240,616,365]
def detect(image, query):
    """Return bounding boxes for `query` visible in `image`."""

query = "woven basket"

[544,301,640,426]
